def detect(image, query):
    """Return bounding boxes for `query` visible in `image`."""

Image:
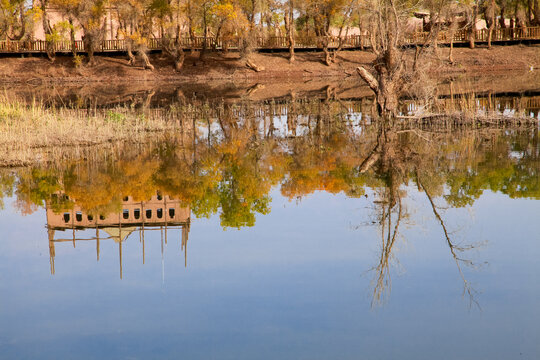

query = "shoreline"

[1,45,539,85]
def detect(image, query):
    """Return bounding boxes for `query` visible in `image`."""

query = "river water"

[0,80,539,359]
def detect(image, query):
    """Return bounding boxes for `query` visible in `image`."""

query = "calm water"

[1,91,539,359]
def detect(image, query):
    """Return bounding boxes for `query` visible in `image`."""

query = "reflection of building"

[46,194,191,279]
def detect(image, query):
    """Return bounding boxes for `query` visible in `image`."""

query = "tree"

[355,0,409,117]
[35,0,57,61]
[467,0,478,49]
[158,0,187,71]
[483,0,498,49]
[62,0,109,65]
[113,0,155,70]
[210,0,241,53]
[50,0,81,56]
[0,0,28,41]
[283,0,295,62]
[301,0,348,66]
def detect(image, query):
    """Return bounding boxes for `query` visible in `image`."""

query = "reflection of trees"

[6,105,539,227]
[2,100,538,303]
[445,129,540,206]
[153,110,278,228]
[0,170,15,210]
[359,124,524,307]
[360,126,413,306]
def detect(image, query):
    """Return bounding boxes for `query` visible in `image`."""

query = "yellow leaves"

[211,2,237,20]
[50,0,82,9]
[46,20,74,44]
[87,18,101,31]
[218,138,248,155]
[127,32,148,46]
[0,0,22,12]
[26,7,43,23]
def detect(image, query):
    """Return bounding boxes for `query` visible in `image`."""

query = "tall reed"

[0,94,181,167]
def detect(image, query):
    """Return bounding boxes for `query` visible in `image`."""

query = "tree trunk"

[199,12,208,62]
[469,5,478,49]
[126,39,136,65]
[356,66,379,93]
[486,0,495,49]
[322,36,331,66]
[40,0,55,62]
[87,46,95,65]
[8,3,27,41]
[430,11,439,50]
[127,49,136,65]
[357,64,400,118]
[332,13,351,63]
[175,48,185,71]
[187,0,196,54]
[83,34,95,66]
[534,0,540,25]
[139,50,154,71]
[69,18,77,56]
[246,57,264,72]
[284,0,295,63]
[449,38,454,63]
[213,23,223,51]
[499,7,506,28]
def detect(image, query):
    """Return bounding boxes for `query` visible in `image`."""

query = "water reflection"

[1,92,539,358]
[2,76,540,118]
[1,106,538,306]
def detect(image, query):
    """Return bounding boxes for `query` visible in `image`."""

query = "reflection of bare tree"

[370,192,403,306]
[417,174,482,309]
[245,83,265,97]
[363,126,410,307]
[363,125,484,308]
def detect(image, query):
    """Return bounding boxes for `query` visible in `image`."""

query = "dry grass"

[0,94,181,167]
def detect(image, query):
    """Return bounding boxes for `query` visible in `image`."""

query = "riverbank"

[0,45,539,84]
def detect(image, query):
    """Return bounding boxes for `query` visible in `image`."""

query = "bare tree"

[355,0,408,117]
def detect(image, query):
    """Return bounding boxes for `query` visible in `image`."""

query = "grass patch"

[0,94,183,167]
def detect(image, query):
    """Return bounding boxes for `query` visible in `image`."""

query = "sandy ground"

[0,45,539,85]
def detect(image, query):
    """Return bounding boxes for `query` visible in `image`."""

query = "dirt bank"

[2,71,540,110]
[0,45,539,84]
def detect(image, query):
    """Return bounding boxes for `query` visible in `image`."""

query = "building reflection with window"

[46,193,191,279]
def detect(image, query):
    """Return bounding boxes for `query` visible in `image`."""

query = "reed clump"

[0,94,181,167]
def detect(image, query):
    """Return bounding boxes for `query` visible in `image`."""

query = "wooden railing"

[404,26,540,44]
[1,27,539,54]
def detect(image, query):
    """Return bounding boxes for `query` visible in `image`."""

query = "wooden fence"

[405,26,540,44]
[1,27,539,54]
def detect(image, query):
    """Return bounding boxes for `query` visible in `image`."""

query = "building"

[46,193,191,279]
